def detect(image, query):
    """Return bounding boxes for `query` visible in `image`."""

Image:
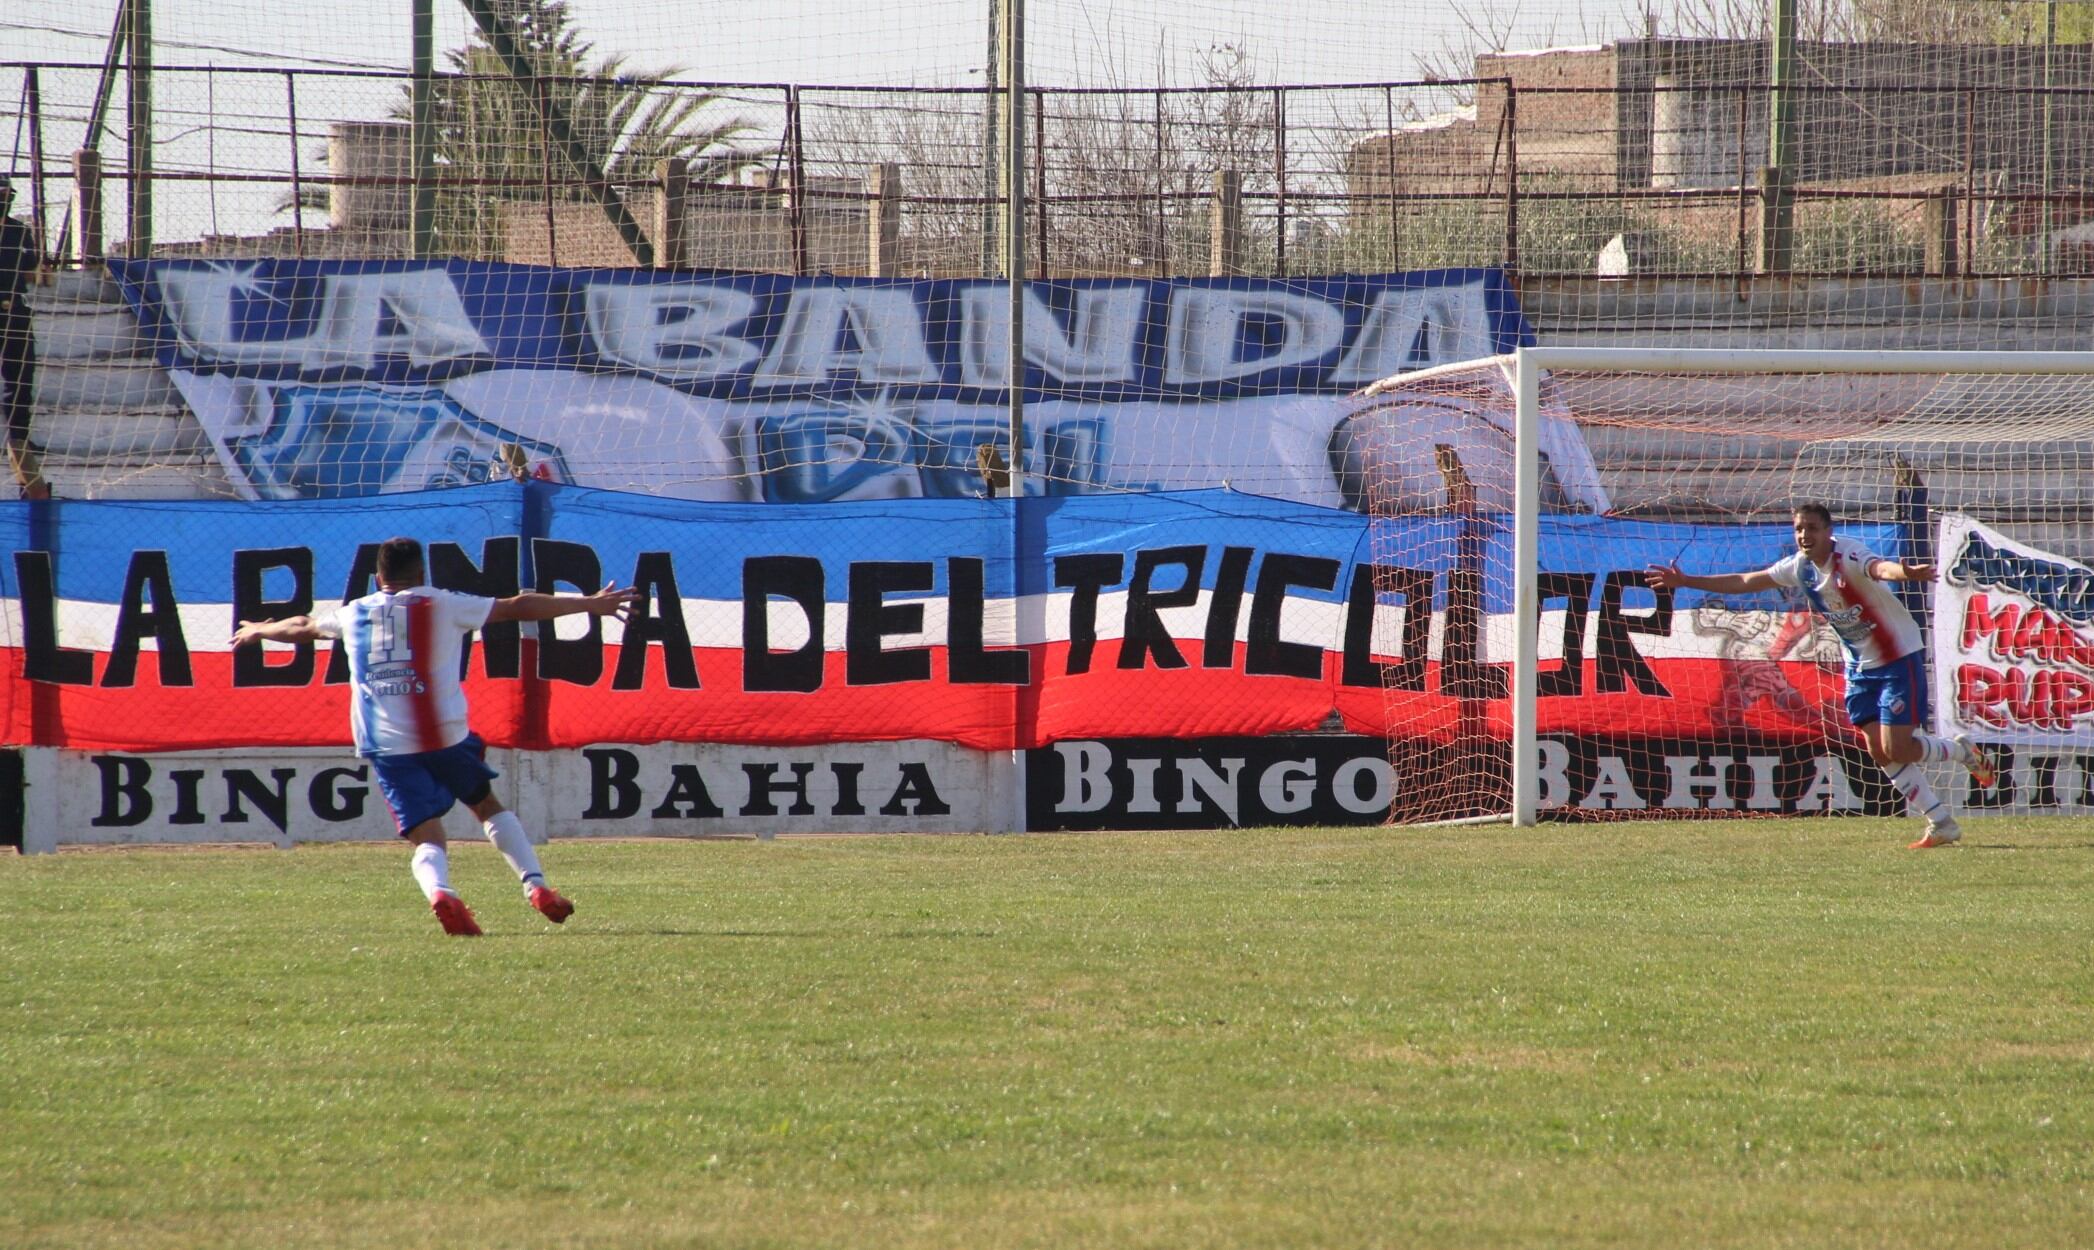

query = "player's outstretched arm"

[230,616,324,647]
[1643,562,1779,595]
[488,582,640,625]
[1870,559,1936,583]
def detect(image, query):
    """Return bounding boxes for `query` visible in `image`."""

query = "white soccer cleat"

[1954,734,2000,790]
[1909,816,1962,850]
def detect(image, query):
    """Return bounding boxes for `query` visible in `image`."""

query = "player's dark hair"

[1791,502,1833,529]
[376,536,425,584]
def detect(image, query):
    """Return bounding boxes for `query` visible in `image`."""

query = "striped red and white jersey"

[317,586,497,756]
[1763,537,1922,675]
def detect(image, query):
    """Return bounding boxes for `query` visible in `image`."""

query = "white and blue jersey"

[1763,537,1922,677]
[317,586,496,757]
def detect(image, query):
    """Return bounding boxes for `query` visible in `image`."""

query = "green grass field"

[5,818,2093,1249]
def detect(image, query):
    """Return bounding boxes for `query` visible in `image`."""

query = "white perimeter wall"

[20,741,1015,852]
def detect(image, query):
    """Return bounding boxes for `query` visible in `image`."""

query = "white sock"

[410,841,452,903]
[1912,733,1974,767]
[483,810,546,892]
[1884,763,1950,825]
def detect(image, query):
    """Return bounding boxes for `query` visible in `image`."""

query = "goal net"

[1357,349,2094,826]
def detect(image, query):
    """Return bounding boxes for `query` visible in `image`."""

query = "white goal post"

[1507,347,2094,827]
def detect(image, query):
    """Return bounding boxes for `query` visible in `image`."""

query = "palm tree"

[270,0,756,260]
[413,0,767,258]
[283,1,766,259]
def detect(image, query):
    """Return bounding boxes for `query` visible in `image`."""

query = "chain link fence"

[13,45,2094,278]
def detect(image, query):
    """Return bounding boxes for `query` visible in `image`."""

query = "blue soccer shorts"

[370,733,499,835]
[1845,653,1928,729]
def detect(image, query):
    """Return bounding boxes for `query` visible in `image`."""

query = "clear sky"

[6,0,1634,84]
[3,0,1637,243]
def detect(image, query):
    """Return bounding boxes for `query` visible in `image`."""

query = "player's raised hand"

[585,581,641,620]
[229,620,267,648]
[1643,562,1685,590]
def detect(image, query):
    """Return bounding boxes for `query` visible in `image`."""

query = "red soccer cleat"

[529,885,575,924]
[431,891,483,936]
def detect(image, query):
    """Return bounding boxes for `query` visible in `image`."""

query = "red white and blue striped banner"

[1,483,1883,754]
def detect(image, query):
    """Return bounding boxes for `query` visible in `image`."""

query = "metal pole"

[1383,86,1399,269]
[73,148,104,264]
[1272,87,1286,276]
[285,70,304,259]
[1511,348,1541,827]
[538,77,557,263]
[1154,88,1166,271]
[412,0,435,259]
[999,0,1029,836]
[206,68,216,237]
[2043,0,2056,271]
[1033,90,1047,274]
[1735,84,1749,276]
[83,2,129,152]
[1002,0,1025,496]
[125,0,152,258]
[1964,88,1977,277]
[1503,84,1519,271]
[1759,0,1797,271]
[786,86,807,276]
[27,67,47,260]
[53,0,132,267]
[980,0,1000,277]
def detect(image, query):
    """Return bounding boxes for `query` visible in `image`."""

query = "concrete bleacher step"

[34,358,182,412]
[39,454,238,501]
[18,268,218,499]
[30,301,150,361]
[40,268,127,306]
[29,409,208,460]
[1581,425,1804,465]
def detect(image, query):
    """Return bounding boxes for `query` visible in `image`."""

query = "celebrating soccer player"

[1644,503,1999,848]
[231,537,637,933]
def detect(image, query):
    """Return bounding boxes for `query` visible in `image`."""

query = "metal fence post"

[1209,168,1243,276]
[786,85,807,277]
[656,157,688,269]
[285,69,305,259]
[1272,87,1287,276]
[26,68,48,260]
[1503,82,1519,273]
[1383,85,1399,270]
[867,162,901,277]
[72,148,104,265]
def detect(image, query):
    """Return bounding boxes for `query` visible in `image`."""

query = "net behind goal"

[1356,349,2094,826]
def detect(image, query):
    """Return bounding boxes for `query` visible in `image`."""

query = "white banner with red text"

[1932,512,2094,746]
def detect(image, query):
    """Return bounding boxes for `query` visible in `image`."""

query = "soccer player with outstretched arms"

[1644,503,1998,848]
[231,537,637,934]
